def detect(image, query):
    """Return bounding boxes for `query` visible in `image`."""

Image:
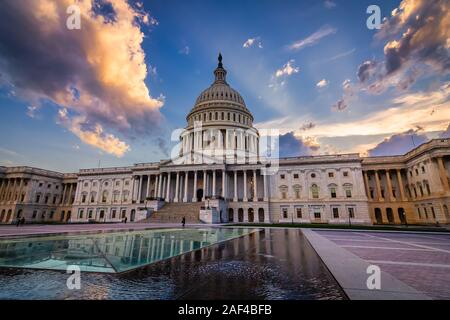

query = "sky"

[0,0,449,172]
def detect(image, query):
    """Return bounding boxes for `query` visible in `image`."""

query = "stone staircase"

[141,202,203,223]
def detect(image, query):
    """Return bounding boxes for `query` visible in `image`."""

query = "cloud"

[333,0,450,109]
[324,1,336,9]
[300,122,316,131]
[275,60,300,78]
[278,132,320,157]
[58,108,130,157]
[243,37,263,49]
[439,123,450,138]
[288,25,337,51]
[0,0,164,157]
[332,79,355,111]
[323,48,356,63]
[316,79,329,88]
[367,128,429,156]
[256,83,450,153]
[178,46,190,55]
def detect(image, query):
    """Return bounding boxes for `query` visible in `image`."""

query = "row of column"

[132,169,269,203]
[0,178,27,203]
[363,169,406,202]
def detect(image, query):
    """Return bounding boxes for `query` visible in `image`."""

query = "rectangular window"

[280,174,285,179]
[32,210,37,219]
[328,172,334,178]
[79,210,84,219]
[431,207,436,219]
[343,171,349,177]
[293,174,299,179]
[314,211,321,219]
[296,207,302,218]
[330,188,337,198]
[345,189,352,198]
[332,207,339,218]
[348,207,355,218]
[282,208,288,219]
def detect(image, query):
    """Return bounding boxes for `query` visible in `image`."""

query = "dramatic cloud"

[275,60,300,78]
[0,0,164,157]
[367,128,429,156]
[288,25,337,51]
[316,79,329,88]
[58,108,130,157]
[243,37,263,49]
[332,0,449,110]
[278,132,320,157]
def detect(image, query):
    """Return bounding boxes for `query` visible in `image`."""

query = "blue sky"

[0,0,448,172]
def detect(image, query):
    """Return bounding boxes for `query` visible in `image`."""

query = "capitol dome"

[180,54,259,164]
[186,53,254,129]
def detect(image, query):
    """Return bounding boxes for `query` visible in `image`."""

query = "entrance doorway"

[196,188,203,202]
[130,209,135,222]
[398,208,406,224]
[374,208,382,224]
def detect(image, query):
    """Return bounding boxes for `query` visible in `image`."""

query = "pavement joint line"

[367,260,450,269]
[301,229,431,300]
[340,245,435,251]
[355,232,450,254]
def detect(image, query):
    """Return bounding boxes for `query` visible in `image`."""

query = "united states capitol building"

[1,55,449,226]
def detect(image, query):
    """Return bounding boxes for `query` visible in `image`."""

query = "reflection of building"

[0,55,449,225]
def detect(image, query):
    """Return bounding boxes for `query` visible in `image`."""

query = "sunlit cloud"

[243,37,263,49]
[179,46,190,55]
[275,60,300,78]
[0,0,164,157]
[316,79,329,88]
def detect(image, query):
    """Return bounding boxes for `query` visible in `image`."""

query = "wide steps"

[141,202,203,223]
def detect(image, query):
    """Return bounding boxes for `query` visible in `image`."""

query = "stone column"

[363,171,371,200]
[374,170,383,201]
[68,183,74,204]
[233,170,238,201]
[437,157,449,192]
[146,175,151,199]
[243,170,248,202]
[61,183,67,204]
[183,172,189,202]
[157,174,162,198]
[154,175,159,198]
[202,170,207,201]
[396,169,406,201]
[253,170,258,201]
[166,173,171,201]
[192,171,198,202]
[137,176,143,203]
[222,170,226,198]
[386,170,394,201]
[263,172,268,201]
[174,172,180,202]
[212,170,216,197]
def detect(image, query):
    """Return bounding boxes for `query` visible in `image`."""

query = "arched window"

[102,191,108,203]
[311,184,319,199]
[90,192,96,203]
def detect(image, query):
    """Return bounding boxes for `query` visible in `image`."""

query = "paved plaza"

[308,229,450,300]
